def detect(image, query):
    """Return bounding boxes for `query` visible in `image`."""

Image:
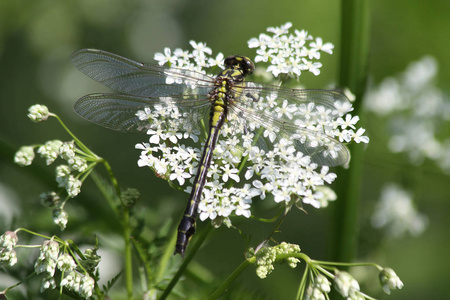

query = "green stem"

[159,224,212,300]
[207,259,253,300]
[1,271,36,294]
[101,160,122,199]
[155,226,178,284]
[332,0,369,263]
[295,263,309,300]
[51,114,98,158]
[123,206,134,300]
[91,160,132,298]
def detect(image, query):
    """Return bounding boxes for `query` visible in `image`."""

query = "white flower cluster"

[60,271,95,298]
[136,95,367,225]
[304,266,403,299]
[154,40,225,73]
[334,271,363,300]
[38,140,63,165]
[15,108,99,230]
[251,242,300,279]
[35,240,60,277]
[365,56,450,172]
[14,146,35,166]
[305,274,331,300]
[379,268,404,295]
[0,231,19,267]
[140,37,369,226]
[34,240,95,297]
[371,183,428,238]
[27,104,50,122]
[52,208,69,230]
[248,22,334,77]
[15,138,87,199]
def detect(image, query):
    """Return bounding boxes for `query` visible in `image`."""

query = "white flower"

[248,23,333,78]
[53,209,69,230]
[61,271,84,294]
[35,240,59,276]
[37,140,63,165]
[334,271,360,298]
[0,231,18,250]
[371,184,428,238]
[189,40,212,56]
[57,253,77,271]
[0,249,17,266]
[59,141,76,160]
[305,286,326,300]
[234,198,251,218]
[199,202,218,221]
[314,274,331,293]
[267,22,292,36]
[68,156,88,172]
[220,165,240,183]
[56,164,71,187]
[365,55,450,172]
[79,275,95,298]
[40,275,56,292]
[66,175,82,198]
[337,114,359,130]
[154,47,177,66]
[27,104,49,122]
[14,146,35,166]
[351,128,370,143]
[40,240,60,260]
[207,52,225,69]
[302,59,322,76]
[310,37,334,54]
[169,167,191,186]
[379,268,404,294]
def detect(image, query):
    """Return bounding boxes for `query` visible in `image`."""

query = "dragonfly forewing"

[71,49,214,98]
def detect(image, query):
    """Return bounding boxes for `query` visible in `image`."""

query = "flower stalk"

[333,0,370,263]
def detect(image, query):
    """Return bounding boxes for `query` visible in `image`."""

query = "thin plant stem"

[123,206,134,300]
[295,263,309,300]
[89,161,133,299]
[207,258,253,300]
[333,0,370,263]
[159,224,213,300]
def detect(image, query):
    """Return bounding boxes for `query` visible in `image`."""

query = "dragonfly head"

[224,55,255,76]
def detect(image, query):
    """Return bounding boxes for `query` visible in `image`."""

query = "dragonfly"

[71,48,350,256]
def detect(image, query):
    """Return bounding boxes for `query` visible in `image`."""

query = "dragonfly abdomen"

[175,94,228,256]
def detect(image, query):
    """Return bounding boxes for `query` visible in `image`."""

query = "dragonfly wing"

[74,93,210,134]
[71,49,214,97]
[240,81,351,109]
[230,83,351,167]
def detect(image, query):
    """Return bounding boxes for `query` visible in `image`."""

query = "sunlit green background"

[1,0,449,299]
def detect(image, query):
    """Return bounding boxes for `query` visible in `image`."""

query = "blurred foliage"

[0,0,449,299]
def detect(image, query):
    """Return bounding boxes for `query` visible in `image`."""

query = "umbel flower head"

[137,23,369,229]
[248,22,335,78]
[365,56,450,172]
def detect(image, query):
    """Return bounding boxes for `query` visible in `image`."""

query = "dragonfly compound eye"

[224,55,255,76]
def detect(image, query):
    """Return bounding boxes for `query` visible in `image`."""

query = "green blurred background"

[1,0,449,299]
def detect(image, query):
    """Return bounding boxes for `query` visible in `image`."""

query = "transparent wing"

[229,82,351,166]
[71,49,214,97]
[74,93,211,134]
